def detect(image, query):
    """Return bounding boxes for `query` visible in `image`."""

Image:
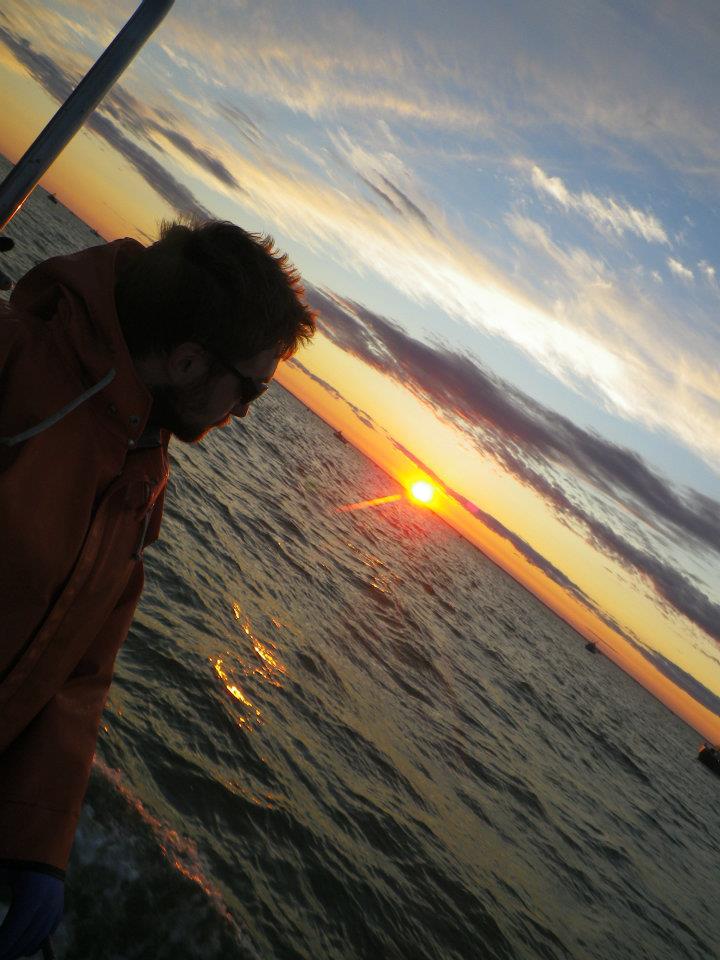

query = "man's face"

[151,345,280,443]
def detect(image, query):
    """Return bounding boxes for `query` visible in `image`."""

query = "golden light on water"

[214,659,255,708]
[253,638,284,673]
[211,604,290,731]
[409,481,435,504]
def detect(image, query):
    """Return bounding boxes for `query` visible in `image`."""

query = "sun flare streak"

[336,494,402,512]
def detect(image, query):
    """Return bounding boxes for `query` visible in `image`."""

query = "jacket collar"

[10,238,154,447]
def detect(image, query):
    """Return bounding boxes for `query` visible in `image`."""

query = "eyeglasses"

[209,351,270,405]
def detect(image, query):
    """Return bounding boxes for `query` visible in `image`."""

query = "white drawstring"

[0,369,116,446]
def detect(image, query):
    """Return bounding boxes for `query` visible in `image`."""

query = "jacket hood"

[7,239,155,447]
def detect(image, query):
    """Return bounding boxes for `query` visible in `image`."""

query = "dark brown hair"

[115,219,316,361]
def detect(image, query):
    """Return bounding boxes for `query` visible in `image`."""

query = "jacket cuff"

[0,799,78,874]
[0,859,65,881]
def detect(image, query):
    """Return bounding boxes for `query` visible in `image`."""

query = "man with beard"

[0,220,316,958]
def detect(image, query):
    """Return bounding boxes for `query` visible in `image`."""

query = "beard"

[148,381,228,444]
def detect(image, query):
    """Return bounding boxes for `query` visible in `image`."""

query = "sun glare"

[410,481,435,504]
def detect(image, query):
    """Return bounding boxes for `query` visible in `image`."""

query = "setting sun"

[409,481,435,504]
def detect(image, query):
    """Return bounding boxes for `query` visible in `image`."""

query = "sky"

[0,0,719,738]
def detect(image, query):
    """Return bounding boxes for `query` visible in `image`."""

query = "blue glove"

[0,869,63,960]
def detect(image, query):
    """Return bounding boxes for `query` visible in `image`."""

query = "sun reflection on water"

[213,658,260,728]
[212,602,290,730]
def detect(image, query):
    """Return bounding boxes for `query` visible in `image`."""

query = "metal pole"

[0,0,175,230]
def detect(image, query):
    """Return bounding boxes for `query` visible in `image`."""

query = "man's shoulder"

[0,304,35,368]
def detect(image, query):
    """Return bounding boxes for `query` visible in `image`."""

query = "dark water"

[2,155,719,959]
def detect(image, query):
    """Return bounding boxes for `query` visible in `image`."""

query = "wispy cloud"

[210,142,718,472]
[377,176,435,232]
[505,213,719,466]
[330,129,436,232]
[10,0,720,181]
[507,214,609,285]
[699,260,717,286]
[667,257,695,281]
[530,164,669,244]
[158,5,493,132]
[149,0,720,185]
[214,102,264,147]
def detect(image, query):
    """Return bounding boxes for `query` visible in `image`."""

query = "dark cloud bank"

[633,644,720,719]
[304,285,720,647]
[357,170,435,232]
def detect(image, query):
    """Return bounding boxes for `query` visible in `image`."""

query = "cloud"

[287,358,377,430]
[306,286,720,643]
[667,257,695,281]
[87,114,211,220]
[357,172,435,231]
[330,129,436,232]
[0,10,257,206]
[0,26,75,103]
[505,215,719,467]
[699,260,717,286]
[358,174,403,216]
[149,124,243,192]
[507,214,609,285]
[210,135,720,472]
[378,176,435,232]
[625,640,720,718]
[355,172,435,233]
[309,288,720,551]
[506,6,720,181]
[10,0,720,184]
[149,0,720,188]
[587,519,720,643]
[530,165,669,244]
[214,102,264,147]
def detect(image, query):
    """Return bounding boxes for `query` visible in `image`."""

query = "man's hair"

[115,219,316,361]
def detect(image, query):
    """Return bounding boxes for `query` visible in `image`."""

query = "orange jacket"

[0,240,169,873]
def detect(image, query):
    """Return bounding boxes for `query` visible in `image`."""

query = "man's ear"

[166,342,210,385]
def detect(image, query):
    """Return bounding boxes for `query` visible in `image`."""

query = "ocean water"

[1,155,719,960]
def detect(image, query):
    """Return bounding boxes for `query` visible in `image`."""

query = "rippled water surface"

[3,156,719,959]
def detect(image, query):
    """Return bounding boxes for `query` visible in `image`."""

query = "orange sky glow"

[277,355,720,744]
[1,19,718,745]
